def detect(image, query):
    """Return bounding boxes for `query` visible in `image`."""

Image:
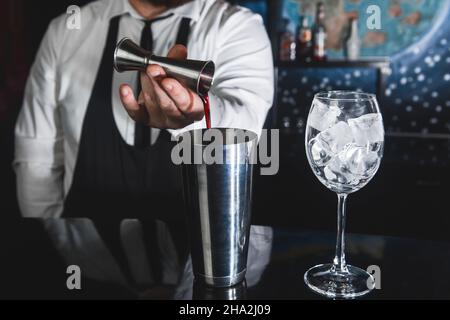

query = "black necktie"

[134,14,174,148]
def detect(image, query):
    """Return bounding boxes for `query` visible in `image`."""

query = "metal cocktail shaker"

[113,38,215,95]
[179,128,258,287]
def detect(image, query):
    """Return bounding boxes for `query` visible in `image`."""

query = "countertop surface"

[2,219,450,300]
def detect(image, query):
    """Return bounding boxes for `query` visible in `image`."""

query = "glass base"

[304,263,375,299]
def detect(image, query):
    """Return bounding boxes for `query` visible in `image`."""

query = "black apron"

[63,15,191,223]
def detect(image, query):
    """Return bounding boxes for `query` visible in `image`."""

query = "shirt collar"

[107,0,201,21]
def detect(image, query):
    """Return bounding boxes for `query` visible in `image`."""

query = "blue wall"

[238,0,450,135]
[387,1,450,135]
[279,0,445,58]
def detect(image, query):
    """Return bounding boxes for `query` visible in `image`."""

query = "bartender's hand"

[119,45,205,129]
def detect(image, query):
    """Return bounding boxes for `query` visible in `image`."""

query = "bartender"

[13,0,274,219]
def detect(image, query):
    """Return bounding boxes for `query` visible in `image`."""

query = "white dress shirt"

[14,0,274,218]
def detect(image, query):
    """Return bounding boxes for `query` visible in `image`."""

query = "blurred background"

[1,0,450,240]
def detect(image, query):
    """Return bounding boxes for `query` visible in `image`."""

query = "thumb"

[167,44,188,60]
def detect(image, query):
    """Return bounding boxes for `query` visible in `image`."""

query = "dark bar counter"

[2,220,450,299]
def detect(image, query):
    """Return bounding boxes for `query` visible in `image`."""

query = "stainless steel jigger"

[114,37,215,95]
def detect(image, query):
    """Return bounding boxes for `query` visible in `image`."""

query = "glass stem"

[333,193,348,272]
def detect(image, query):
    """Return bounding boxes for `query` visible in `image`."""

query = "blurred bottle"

[279,18,296,62]
[344,17,360,60]
[296,15,313,62]
[312,2,327,62]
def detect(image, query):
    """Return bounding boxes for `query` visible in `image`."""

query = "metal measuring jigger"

[114,37,215,95]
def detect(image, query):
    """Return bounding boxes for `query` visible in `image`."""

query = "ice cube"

[324,156,359,186]
[324,158,342,182]
[316,121,354,154]
[308,99,341,131]
[348,113,384,146]
[338,144,380,176]
[309,137,333,167]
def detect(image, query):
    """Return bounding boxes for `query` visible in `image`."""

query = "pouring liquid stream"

[200,94,211,129]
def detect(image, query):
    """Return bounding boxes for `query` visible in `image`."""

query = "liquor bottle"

[296,15,313,62]
[344,17,360,60]
[279,19,296,62]
[312,2,327,62]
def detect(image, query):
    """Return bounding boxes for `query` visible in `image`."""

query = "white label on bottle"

[315,32,326,57]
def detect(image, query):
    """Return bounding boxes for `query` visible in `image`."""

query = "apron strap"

[175,17,191,47]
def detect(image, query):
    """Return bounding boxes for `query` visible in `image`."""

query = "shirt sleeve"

[169,7,274,138]
[209,8,274,136]
[13,19,65,218]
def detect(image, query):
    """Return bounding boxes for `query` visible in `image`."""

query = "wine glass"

[304,91,384,299]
